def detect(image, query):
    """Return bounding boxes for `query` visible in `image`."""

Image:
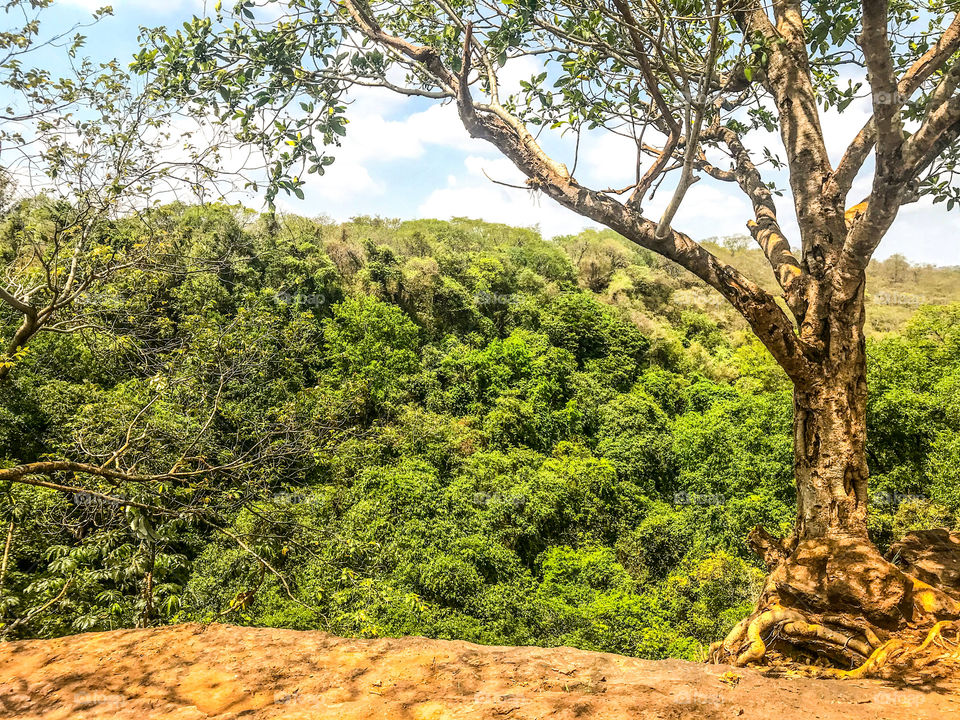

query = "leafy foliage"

[3,209,959,660]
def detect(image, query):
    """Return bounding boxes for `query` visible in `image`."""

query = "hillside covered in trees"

[2,204,959,660]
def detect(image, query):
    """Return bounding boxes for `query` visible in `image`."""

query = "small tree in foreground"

[0,2,313,632]
[138,0,960,671]
[0,0,248,382]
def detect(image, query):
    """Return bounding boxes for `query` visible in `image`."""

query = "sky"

[39,1,960,265]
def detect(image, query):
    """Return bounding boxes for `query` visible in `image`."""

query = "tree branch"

[836,0,909,276]
[0,285,36,318]
[902,70,960,173]
[834,15,960,195]
[0,460,207,489]
[741,1,840,256]
[861,0,904,174]
[703,126,804,314]
[3,471,177,515]
[610,0,682,210]
[842,50,960,273]
[340,0,811,379]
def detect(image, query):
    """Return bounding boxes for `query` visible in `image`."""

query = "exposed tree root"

[717,598,960,679]
[716,604,874,669]
[914,620,958,655]
[734,606,798,667]
[711,530,960,681]
[826,639,907,679]
[780,618,874,660]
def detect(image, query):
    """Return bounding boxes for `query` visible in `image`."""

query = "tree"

[0,1,241,382]
[0,2,308,632]
[0,231,335,634]
[137,1,960,670]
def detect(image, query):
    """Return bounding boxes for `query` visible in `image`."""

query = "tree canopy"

[2,0,960,674]
[2,208,959,660]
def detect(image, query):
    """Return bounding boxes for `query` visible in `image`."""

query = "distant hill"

[704,237,960,336]
[558,228,960,338]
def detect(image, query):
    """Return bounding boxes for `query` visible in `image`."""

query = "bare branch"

[0,284,36,317]
[835,15,960,195]
[655,0,722,238]
[703,126,804,312]
[861,0,904,172]
[610,0,682,209]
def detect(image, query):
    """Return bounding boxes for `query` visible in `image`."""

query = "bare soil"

[1,622,958,719]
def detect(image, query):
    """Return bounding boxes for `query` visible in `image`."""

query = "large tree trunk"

[711,295,960,673]
[793,353,869,542]
[792,269,871,543]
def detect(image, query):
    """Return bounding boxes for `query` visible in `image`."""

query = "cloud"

[417,183,588,238]
[418,155,594,237]
[660,182,755,239]
[820,101,873,166]
[292,89,493,206]
[576,131,644,188]
[340,101,484,162]
[463,155,523,184]
[882,198,960,265]
[496,56,544,97]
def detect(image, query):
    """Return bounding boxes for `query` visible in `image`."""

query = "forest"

[0,0,959,688]
[3,203,958,661]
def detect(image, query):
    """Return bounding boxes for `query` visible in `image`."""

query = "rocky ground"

[1,622,958,719]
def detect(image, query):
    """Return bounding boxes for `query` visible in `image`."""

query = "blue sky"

[42,1,960,265]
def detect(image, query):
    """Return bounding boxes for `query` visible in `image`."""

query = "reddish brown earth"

[1,622,958,719]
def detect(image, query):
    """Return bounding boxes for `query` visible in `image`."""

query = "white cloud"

[363,102,484,158]
[881,198,960,265]
[463,155,523,184]
[496,56,543,97]
[657,181,755,239]
[576,131,644,187]
[418,155,593,237]
[294,90,494,206]
[417,182,588,238]
[408,103,486,152]
[820,102,873,167]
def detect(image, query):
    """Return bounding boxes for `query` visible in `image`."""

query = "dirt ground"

[1,622,958,719]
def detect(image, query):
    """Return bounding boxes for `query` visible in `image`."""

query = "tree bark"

[0,313,39,382]
[0,520,13,591]
[712,274,960,670]
[141,544,156,628]
[792,347,870,541]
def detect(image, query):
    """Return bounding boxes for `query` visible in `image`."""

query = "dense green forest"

[2,202,959,659]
